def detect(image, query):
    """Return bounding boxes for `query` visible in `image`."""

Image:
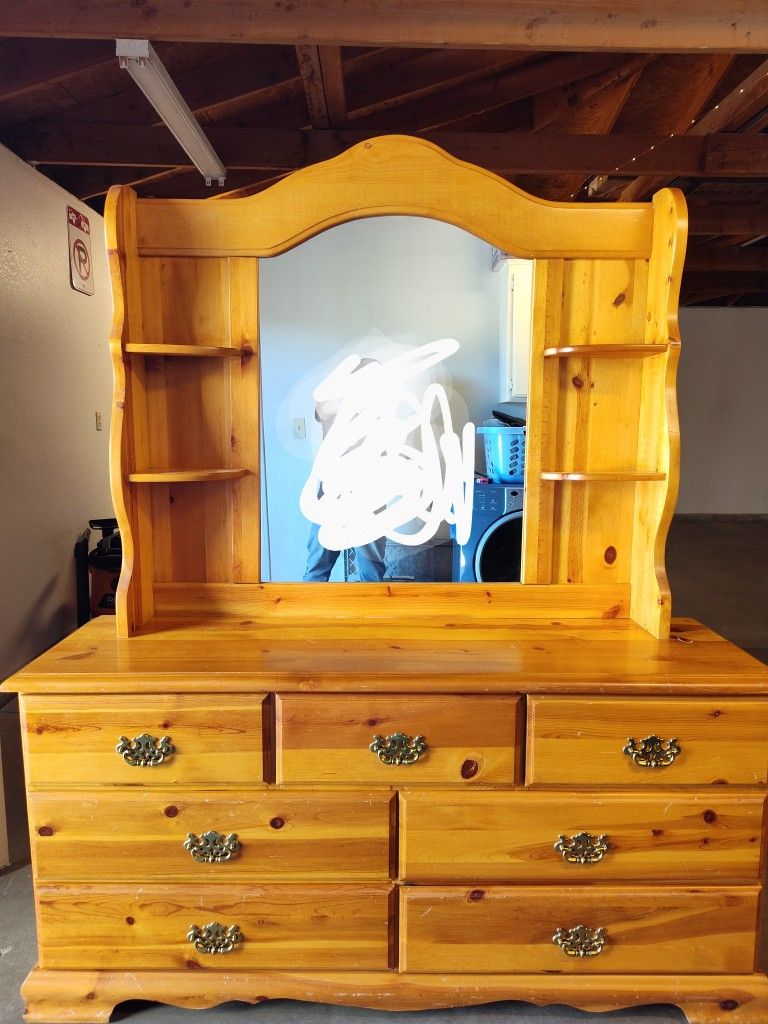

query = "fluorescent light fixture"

[116,38,226,186]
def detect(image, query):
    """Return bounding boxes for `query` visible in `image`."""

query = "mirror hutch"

[5,136,768,1023]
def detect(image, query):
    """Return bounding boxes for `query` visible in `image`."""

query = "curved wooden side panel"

[630,188,688,639]
[134,135,654,260]
[21,968,768,1023]
[104,186,150,637]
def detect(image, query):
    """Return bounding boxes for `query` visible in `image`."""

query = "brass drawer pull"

[623,734,680,768]
[187,922,242,954]
[554,832,610,865]
[553,925,607,958]
[184,831,241,863]
[369,731,427,765]
[115,733,175,767]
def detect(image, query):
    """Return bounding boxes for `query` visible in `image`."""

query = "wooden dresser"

[4,137,768,1021]
[4,616,768,1022]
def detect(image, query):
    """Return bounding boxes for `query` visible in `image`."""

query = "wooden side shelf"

[541,471,666,482]
[543,344,669,358]
[127,469,249,484]
[125,344,245,358]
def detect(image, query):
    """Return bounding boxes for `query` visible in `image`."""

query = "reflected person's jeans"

[303,522,386,582]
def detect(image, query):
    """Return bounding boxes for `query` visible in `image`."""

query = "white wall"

[259,216,500,581]
[0,145,113,682]
[677,307,768,514]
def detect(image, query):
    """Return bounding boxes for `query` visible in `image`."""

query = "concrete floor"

[0,519,766,1024]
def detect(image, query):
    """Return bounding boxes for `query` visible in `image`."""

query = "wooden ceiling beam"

[531,56,655,132]
[0,38,114,101]
[12,125,768,178]
[0,1,766,52]
[353,53,630,132]
[620,56,768,200]
[295,45,347,129]
[682,271,768,296]
[685,247,768,273]
[345,50,532,120]
[688,201,768,236]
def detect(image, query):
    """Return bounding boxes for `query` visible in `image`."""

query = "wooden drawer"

[527,697,768,786]
[400,885,759,974]
[276,695,521,785]
[400,790,765,883]
[37,883,392,970]
[30,790,393,882]
[22,695,266,788]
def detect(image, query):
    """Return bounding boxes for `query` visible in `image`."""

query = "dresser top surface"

[4,616,767,695]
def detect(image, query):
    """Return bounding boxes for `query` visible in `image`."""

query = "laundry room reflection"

[258,216,533,583]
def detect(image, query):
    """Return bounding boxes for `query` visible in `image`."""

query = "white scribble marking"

[300,339,475,548]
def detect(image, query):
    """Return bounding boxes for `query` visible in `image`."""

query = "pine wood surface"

[21,695,266,788]
[19,969,768,1024]
[527,697,768,786]
[400,885,760,974]
[276,695,521,785]
[35,883,393,971]
[102,136,685,637]
[29,790,393,882]
[400,790,766,883]
[4,616,767,695]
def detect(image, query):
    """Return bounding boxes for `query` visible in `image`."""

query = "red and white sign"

[67,205,94,295]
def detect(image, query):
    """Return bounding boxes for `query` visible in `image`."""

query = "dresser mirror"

[258,215,533,584]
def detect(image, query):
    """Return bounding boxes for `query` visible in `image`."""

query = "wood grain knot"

[604,546,617,565]
[468,889,485,902]
[164,806,179,818]
[612,292,626,307]
[460,759,479,779]
[703,810,717,824]
[270,816,286,830]
[651,828,664,837]
[571,375,584,390]
[125,916,135,925]
[37,825,54,837]
[367,718,381,727]
[160,721,171,729]
[720,1000,739,1012]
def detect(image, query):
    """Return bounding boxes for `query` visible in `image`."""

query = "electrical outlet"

[95,411,103,431]
[292,417,306,439]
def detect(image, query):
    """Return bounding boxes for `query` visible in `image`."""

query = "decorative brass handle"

[184,831,241,863]
[369,731,427,765]
[187,922,242,954]
[553,925,607,958]
[554,832,610,865]
[115,733,175,767]
[623,735,680,768]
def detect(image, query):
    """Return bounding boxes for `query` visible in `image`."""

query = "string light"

[566,69,768,201]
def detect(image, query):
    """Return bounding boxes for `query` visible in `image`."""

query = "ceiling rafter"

[13,126,768,180]
[296,45,347,129]
[0,38,115,101]
[353,53,631,132]
[0,1,766,53]
[619,56,768,200]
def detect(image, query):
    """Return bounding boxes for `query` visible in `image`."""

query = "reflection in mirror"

[259,217,533,584]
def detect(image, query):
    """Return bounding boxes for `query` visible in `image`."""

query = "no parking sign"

[67,205,94,295]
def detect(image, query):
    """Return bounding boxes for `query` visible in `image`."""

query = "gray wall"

[677,307,768,514]
[0,145,113,682]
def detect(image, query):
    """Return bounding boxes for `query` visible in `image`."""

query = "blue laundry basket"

[477,425,526,484]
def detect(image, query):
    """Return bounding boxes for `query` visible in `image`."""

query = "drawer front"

[277,695,521,785]
[37,883,392,970]
[30,790,393,882]
[400,885,759,974]
[400,790,765,883]
[527,697,768,786]
[23,695,266,788]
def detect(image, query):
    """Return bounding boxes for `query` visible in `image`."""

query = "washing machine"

[452,482,524,582]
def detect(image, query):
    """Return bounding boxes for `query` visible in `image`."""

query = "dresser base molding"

[21,968,768,1024]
